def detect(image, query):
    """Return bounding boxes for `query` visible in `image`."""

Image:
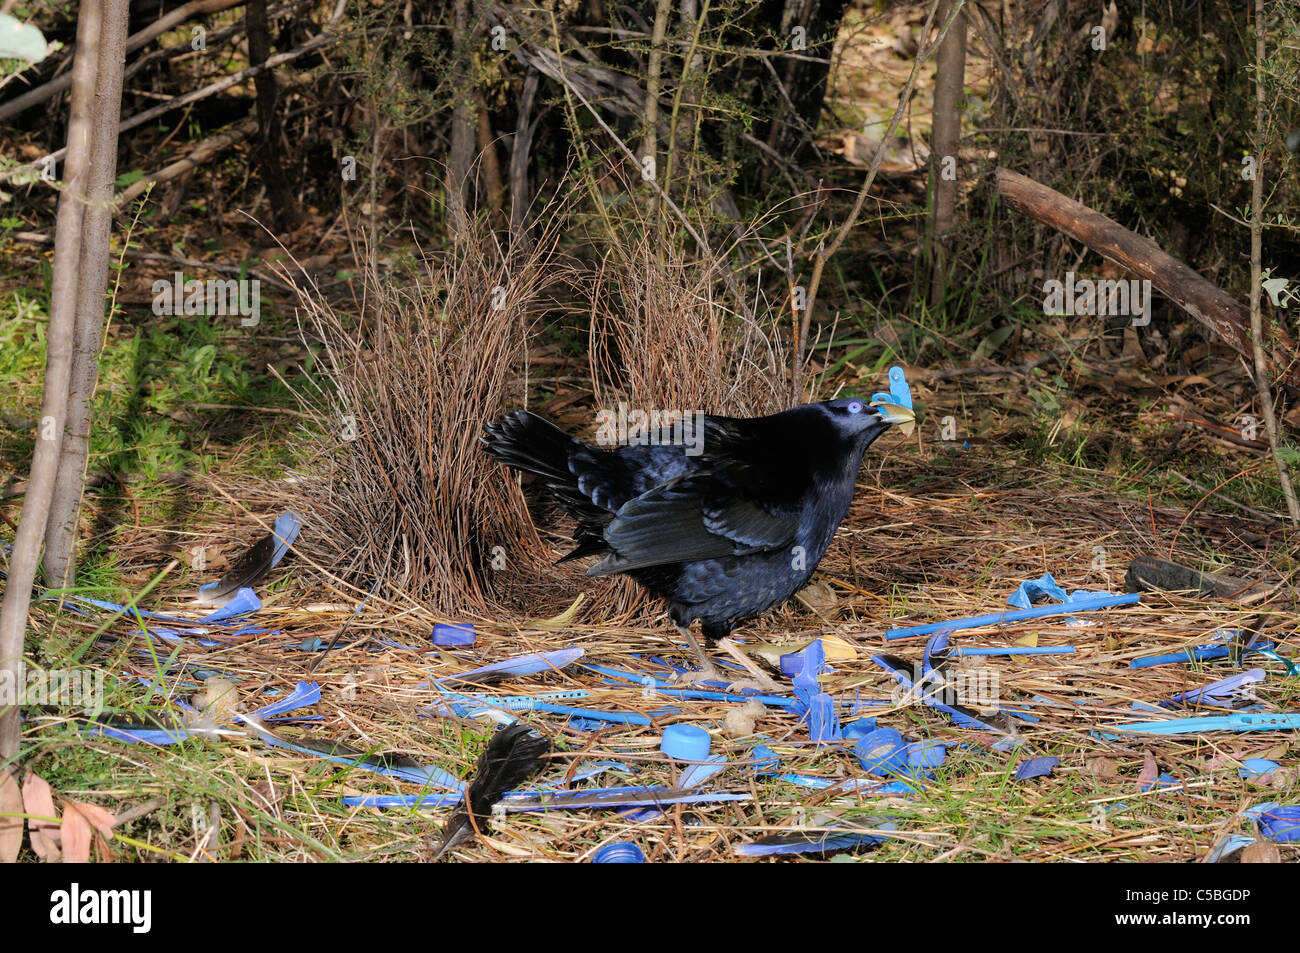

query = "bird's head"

[818,396,916,443]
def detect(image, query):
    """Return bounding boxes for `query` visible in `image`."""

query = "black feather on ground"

[194,531,276,605]
[434,723,551,859]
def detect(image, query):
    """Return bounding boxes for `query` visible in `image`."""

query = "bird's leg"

[716,638,782,693]
[671,624,728,685]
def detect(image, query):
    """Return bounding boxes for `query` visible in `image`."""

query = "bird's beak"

[871,401,915,436]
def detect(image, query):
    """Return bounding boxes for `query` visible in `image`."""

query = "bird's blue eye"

[847,400,863,414]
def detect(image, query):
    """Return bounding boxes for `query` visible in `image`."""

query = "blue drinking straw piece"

[950,646,1077,657]
[886,592,1140,640]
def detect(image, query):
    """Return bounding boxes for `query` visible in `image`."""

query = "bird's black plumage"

[483,399,909,653]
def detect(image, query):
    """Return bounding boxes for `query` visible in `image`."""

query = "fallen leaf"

[21,771,60,861]
[69,801,116,839]
[60,804,92,863]
[1240,841,1281,863]
[1013,632,1039,647]
[1084,758,1118,777]
[1137,750,1158,790]
[795,579,840,620]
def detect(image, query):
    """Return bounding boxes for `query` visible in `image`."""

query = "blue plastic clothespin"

[871,365,913,410]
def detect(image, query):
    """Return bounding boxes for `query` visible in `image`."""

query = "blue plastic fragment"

[1206,835,1257,863]
[436,647,584,685]
[951,646,1076,657]
[534,703,650,726]
[678,754,728,789]
[1170,669,1265,706]
[433,623,477,647]
[869,653,1002,733]
[86,724,194,745]
[243,720,464,790]
[1140,772,1181,792]
[269,511,301,567]
[1240,759,1279,780]
[748,744,780,773]
[341,792,465,809]
[298,637,325,652]
[792,640,841,744]
[842,718,878,740]
[500,786,750,811]
[199,588,261,622]
[1105,712,1300,736]
[1007,573,1070,609]
[888,592,1140,640]
[779,641,821,678]
[1014,756,1059,780]
[592,842,647,863]
[1255,804,1300,843]
[871,365,913,410]
[240,681,321,721]
[1131,630,1278,670]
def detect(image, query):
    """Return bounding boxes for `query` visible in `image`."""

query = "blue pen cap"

[661,724,711,760]
[433,623,476,647]
[593,842,647,863]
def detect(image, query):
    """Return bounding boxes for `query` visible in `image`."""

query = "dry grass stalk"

[279,225,570,615]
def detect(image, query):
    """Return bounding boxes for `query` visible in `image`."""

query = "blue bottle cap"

[855,728,908,777]
[433,623,476,647]
[661,724,711,760]
[906,741,946,770]
[592,842,647,863]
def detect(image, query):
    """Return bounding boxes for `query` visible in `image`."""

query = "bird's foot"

[669,664,730,688]
[716,638,783,693]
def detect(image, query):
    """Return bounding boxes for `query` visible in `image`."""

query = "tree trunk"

[447,0,476,228]
[927,0,965,307]
[43,0,132,592]
[0,0,130,763]
[247,0,299,232]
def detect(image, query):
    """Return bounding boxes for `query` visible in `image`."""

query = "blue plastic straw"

[950,646,1077,657]
[886,592,1140,640]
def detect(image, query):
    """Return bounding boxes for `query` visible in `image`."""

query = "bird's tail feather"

[481,409,580,482]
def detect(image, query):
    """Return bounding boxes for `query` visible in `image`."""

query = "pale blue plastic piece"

[871,365,913,410]
[679,754,727,789]
[198,588,261,622]
[436,647,584,685]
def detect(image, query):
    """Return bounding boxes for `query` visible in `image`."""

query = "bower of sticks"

[27,228,1294,864]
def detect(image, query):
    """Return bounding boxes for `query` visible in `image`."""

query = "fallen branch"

[119,117,259,204]
[994,167,1300,388]
[0,0,247,122]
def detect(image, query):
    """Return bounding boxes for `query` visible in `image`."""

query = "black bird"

[482,397,915,686]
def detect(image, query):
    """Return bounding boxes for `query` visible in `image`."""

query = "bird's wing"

[587,471,800,575]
